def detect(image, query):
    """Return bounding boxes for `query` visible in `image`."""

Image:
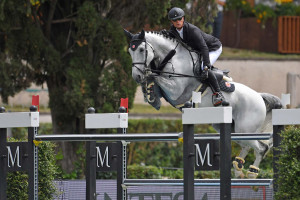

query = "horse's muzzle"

[132,66,146,84]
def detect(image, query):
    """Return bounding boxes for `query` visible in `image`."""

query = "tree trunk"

[47,78,83,174]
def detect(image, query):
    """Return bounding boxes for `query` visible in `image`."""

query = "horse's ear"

[123,29,133,40]
[138,29,145,40]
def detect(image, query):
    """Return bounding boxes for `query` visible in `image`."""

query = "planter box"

[278,16,300,53]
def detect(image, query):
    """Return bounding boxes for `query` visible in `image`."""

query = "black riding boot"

[207,70,230,106]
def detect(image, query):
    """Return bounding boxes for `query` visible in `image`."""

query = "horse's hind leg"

[233,144,251,178]
[246,140,268,179]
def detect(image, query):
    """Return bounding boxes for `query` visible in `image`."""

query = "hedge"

[274,126,300,200]
[7,138,58,199]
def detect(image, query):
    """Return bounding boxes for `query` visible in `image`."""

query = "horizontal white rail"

[85,113,128,129]
[35,132,272,142]
[124,179,272,186]
[182,107,232,124]
[0,112,39,128]
[272,109,300,125]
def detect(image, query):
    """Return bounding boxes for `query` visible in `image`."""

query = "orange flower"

[257,19,261,23]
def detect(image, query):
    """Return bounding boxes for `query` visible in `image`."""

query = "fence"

[278,16,300,53]
[1,106,300,199]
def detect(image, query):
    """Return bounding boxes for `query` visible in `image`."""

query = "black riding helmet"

[168,7,185,21]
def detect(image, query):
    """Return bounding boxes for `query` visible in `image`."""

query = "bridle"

[131,39,156,79]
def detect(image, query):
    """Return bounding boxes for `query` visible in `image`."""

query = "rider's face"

[171,17,184,30]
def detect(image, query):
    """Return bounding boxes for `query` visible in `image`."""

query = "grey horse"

[124,29,282,179]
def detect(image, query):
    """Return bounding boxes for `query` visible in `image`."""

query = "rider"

[167,7,229,106]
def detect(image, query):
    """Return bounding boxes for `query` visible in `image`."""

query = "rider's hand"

[204,64,212,70]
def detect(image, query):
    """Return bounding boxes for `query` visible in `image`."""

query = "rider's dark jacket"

[169,21,221,68]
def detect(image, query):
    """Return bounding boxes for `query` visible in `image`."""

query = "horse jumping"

[124,29,282,179]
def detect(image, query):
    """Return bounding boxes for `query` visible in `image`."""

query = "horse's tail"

[257,93,282,155]
[260,93,283,111]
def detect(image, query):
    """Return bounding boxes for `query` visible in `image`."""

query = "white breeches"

[209,45,222,65]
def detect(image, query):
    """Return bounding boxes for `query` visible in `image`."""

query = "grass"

[129,103,180,114]
[2,103,178,114]
[221,47,300,60]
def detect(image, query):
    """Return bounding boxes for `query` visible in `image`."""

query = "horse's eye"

[140,48,144,53]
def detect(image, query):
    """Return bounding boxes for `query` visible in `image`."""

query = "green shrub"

[127,164,162,179]
[274,126,300,200]
[7,138,58,199]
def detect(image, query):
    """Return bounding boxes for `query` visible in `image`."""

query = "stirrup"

[212,92,229,107]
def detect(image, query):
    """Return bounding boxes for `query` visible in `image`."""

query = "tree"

[0,0,216,173]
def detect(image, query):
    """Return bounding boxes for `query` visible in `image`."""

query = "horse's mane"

[145,31,194,52]
[146,31,176,43]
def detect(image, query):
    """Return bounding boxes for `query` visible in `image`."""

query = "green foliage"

[55,142,86,179]
[274,126,300,200]
[225,0,253,16]
[7,138,58,199]
[184,0,218,32]
[253,4,276,27]
[127,119,215,169]
[226,0,300,28]
[128,164,162,179]
[275,2,300,16]
[0,0,137,132]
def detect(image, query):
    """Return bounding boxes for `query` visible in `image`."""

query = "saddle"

[195,63,235,94]
[211,67,235,93]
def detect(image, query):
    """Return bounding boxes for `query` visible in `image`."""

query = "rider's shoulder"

[184,22,199,30]
[184,22,203,34]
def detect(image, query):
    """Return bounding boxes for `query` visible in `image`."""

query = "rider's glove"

[200,70,208,81]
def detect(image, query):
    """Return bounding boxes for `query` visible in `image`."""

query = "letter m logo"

[96,143,118,172]
[194,139,219,171]
[6,142,27,172]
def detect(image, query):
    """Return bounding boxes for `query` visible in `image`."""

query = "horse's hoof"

[246,165,259,179]
[232,157,245,171]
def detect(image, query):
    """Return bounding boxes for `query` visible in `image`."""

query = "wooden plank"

[291,17,295,52]
[278,16,283,52]
[295,17,300,53]
[288,17,292,52]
